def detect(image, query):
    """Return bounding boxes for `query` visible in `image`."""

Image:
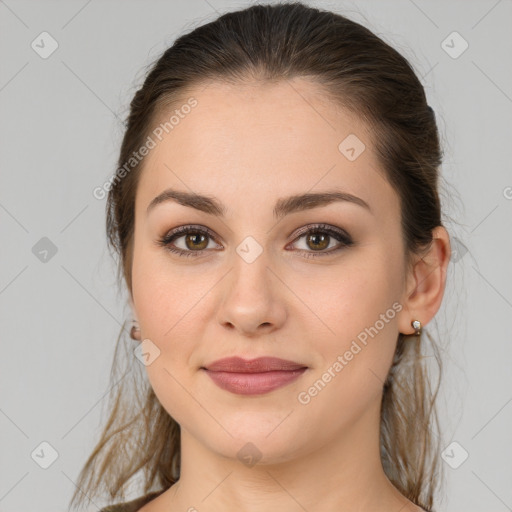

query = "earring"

[130,320,141,341]
[411,319,422,336]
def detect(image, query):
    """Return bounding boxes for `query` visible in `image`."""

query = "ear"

[397,226,451,335]
[127,294,142,341]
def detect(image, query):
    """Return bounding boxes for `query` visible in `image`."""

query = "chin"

[204,417,307,463]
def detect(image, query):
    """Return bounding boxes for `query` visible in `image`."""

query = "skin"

[130,78,451,512]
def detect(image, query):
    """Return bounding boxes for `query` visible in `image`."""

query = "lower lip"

[203,368,307,395]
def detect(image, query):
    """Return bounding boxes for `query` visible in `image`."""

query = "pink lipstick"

[202,356,308,395]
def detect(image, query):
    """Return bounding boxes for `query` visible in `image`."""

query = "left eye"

[157,223,353,259]
[287,224,354,258]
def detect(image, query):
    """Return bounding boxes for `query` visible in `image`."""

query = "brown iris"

[306,232,329,251]
[185,232,209,250]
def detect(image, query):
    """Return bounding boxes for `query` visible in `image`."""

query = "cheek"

[131,251,197,395]
[132,244,200,339]
[131,254,203,422]
[291,263,401,441]
[299,251,402,387]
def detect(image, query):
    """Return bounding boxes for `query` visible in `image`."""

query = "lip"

[204,356,307,372]
[201,357,308,395]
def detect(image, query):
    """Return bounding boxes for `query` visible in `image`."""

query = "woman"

[70,2,451,511]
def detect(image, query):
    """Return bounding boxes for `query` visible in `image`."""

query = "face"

[131,78,410,463]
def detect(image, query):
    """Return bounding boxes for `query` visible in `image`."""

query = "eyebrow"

[146,188,372,218]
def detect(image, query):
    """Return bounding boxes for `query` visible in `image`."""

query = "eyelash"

[156,223,353,259]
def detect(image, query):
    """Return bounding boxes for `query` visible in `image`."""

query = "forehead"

[136,79,398,221]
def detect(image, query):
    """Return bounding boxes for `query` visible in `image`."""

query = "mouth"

[201,356,308,395]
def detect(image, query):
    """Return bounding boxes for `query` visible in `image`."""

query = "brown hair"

[70,3,449,510]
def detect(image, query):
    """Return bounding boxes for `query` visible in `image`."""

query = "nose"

[215,246,287,337]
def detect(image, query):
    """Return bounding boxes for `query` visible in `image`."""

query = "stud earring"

[130,320,141,341]
[411,319,422,336]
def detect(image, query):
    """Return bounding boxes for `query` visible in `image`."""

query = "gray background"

[1,0,511,511]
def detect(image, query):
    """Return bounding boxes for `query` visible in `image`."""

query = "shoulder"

[99,492,162,512]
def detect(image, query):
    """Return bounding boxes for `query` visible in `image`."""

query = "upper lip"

[203,356,307,373]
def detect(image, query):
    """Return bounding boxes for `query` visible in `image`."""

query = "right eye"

[156,225,221,257]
